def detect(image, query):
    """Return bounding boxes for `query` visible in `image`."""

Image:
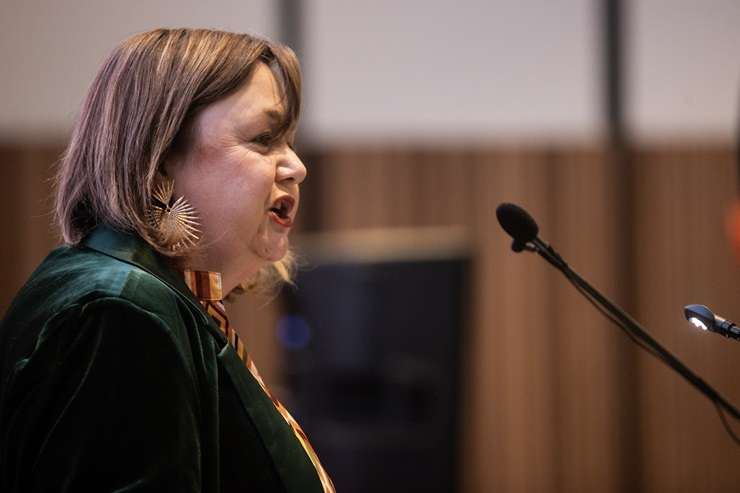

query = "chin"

[253,236,290,263]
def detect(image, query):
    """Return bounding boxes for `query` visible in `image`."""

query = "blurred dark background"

[2,0,740,491]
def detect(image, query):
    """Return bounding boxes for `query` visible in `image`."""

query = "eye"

[251,132,273,148]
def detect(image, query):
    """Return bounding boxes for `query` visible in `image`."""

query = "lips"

[268,195,296,227]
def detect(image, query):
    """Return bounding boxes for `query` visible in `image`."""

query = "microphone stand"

[523,235,740,442]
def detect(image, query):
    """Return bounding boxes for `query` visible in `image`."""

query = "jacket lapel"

[218,345,325,492]
[82,225,323,492]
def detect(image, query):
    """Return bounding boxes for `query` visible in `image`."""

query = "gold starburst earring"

[147,175,200,251]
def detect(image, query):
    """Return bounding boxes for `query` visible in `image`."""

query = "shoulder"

[32,245,193,318]
[1,244,215,387]
[2,244,210,356]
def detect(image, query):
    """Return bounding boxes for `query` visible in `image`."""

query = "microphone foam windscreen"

[496,203,539,243]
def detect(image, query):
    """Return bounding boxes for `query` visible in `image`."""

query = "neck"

[176,254,262,296]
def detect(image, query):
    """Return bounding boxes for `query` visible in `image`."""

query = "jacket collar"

[81,224,205,312]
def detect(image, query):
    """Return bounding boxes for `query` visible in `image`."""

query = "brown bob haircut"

[55,28,301,291]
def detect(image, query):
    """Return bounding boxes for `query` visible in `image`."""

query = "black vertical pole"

[602,0,642,490]
[277,0,322,233]
[604,0,625,148]
[278,0,303,59]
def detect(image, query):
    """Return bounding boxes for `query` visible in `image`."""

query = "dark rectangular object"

[280,250,468,493]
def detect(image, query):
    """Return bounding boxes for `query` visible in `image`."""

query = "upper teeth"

[272,200,288,216]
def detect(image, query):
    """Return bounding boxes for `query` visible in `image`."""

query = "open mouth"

[269,196,295,227]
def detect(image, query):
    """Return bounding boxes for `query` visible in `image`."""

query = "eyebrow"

[261,108,293,136]
[263,108,286,124]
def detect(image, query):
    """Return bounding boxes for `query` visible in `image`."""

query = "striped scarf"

[183,270,335,493]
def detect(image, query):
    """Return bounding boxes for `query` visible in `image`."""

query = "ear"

[725,200,740,262]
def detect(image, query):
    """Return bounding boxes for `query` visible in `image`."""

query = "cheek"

[172,148,275,235]
[230,181,267,224]
[220,165,275,229]
[183,149,240,192]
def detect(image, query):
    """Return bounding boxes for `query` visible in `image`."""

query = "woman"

[0,28,334,492]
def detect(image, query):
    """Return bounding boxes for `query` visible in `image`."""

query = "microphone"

[495,203,567,269]
[495,203,538,252]
[495,202,740,441]
[684,304,740,341]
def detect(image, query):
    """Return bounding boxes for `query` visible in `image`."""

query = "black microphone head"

[496,203,539,244]
[511,240,527,252]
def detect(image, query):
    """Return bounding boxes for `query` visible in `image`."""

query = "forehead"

[197,62,287,133]
[231,62,285,115]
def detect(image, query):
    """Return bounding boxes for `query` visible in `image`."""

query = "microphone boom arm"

[527,238,740,422]
[496,202,740,442]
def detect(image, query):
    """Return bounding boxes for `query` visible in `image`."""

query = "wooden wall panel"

[0,144,61,315]
[545,152,641,492]
[470,153,560,493]
[312,146,633,492]
[308,144,740,492]
[633,148,740,492]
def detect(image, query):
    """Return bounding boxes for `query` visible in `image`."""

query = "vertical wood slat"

[547,151,627,493]
[0,144,60,315]
[0,146,27,311]
[470,152,560,492]
[633,148,740,492]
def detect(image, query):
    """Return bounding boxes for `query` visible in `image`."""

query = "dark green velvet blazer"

[0,225,325,492]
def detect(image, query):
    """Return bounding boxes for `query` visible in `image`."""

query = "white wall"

[628,0,740,141]
[302,0,600,144]
[0,0,277,141]
[1,0,738,144]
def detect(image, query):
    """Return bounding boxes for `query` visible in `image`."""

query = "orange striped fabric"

[183,270,336,493]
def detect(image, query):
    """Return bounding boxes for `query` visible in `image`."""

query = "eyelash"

[251,133,297,153]
[252,132,273,147]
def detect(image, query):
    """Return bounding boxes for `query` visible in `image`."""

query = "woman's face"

[166,62,306,289]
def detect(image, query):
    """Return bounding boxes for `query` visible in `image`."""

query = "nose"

[276,146,307,185]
